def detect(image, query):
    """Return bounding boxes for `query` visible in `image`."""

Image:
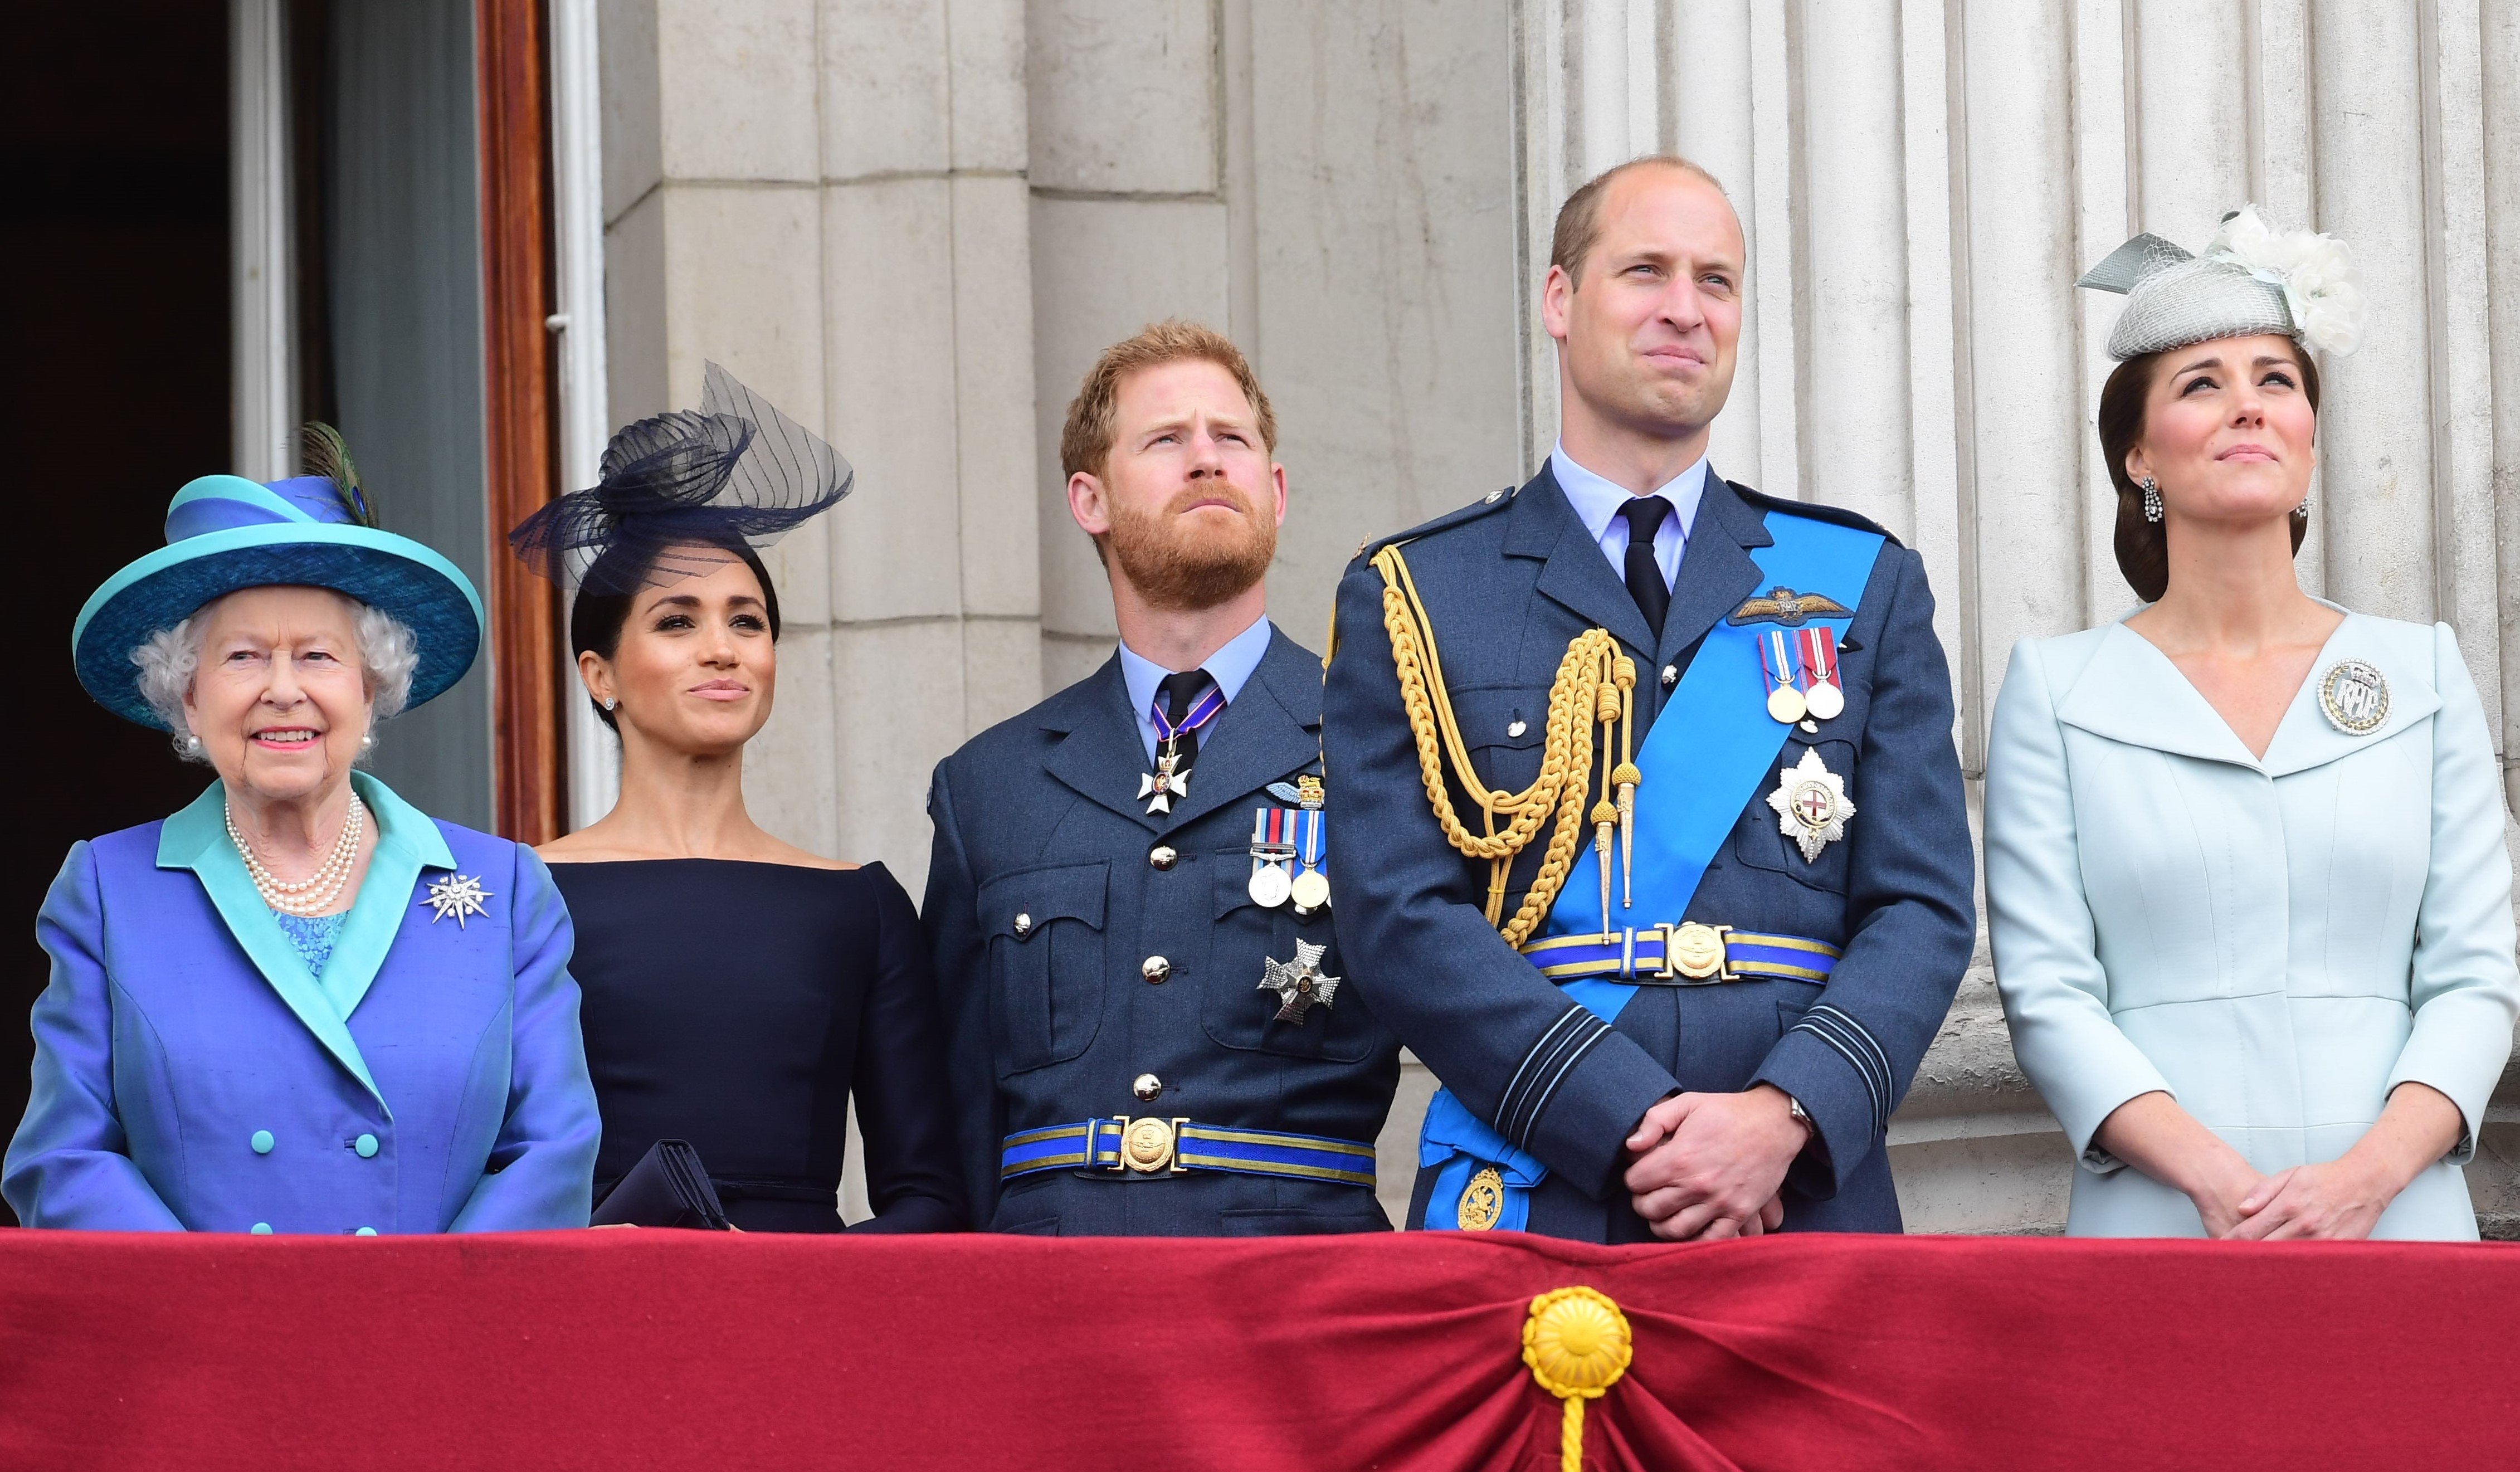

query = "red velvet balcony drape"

[3,1230,2511,1470]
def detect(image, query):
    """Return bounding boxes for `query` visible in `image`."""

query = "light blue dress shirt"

[1116,612,1274,763]
[1548,442,1709,591]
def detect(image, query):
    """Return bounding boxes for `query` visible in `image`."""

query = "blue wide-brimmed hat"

[73,473,485,729]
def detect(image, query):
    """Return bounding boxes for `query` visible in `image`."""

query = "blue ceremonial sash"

[1421,509,1887,1230]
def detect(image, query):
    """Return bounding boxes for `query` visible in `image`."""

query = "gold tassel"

[1524,1287,1633,1472]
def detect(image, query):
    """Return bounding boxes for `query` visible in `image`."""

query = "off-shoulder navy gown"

[550,859,963,1233]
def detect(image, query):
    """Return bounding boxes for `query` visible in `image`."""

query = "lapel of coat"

[320,772,455,1035]
[2259,611,2441,777]
[1041,654,1167,834]
[157,782,388,1108]
[2053,622,2264,768]
[1657,473,1771,674]
[1156,625,1324,834]
[1512,465,1660,657]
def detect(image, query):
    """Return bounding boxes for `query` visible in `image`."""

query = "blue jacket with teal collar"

[1322,467,1974,1238]
[923,625,1402,1235]
[4,773,601,1234]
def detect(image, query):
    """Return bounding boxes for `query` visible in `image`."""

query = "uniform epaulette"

[1727,481,1904,547]
[1348,485,1520,567]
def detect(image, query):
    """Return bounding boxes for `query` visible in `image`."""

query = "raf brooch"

[422,873,495,927]
[1767,747,1855,863]
[1259,939,1342,1024]
[2317,659,2390,735]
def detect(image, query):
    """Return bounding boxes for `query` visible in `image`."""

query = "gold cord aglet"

[1610,764,1641,909]
[1590,800,1617,927]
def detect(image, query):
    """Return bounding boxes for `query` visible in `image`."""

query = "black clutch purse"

[590,1139,733,1230]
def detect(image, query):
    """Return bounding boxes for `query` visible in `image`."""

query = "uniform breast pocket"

[1201,854,1381,1064]
[1733,737,1858,893]
[1447,685,1548,797]
[976,862,1108,1076]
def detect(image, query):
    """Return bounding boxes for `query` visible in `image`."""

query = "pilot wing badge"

[1726,585,1854,627]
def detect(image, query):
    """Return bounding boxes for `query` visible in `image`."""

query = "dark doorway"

[7,3,236,1224]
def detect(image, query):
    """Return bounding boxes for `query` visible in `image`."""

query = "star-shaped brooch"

[1258,939,1342,1025]
[1766,747,1855,863]
[422,873,495,928]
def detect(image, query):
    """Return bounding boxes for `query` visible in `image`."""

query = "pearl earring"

[2139,476,2163,523]
[183,734,203,754]
[360,732,376,751]
[602,696,617,711]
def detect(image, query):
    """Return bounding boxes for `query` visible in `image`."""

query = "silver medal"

[1248,862,1294,908]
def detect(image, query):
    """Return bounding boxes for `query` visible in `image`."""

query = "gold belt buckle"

[1660,922,1734,982]
[1107,1116,1190,1174]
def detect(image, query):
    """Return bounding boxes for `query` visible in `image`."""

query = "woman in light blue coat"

[4,437,601,1234]
[1987,209,2518,1240]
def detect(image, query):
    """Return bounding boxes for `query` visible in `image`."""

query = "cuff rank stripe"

[1498,1004,1612,1150]
[1791,1004,1895,1140]
[999,1120,1377,1187]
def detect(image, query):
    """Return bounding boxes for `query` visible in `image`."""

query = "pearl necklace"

[226,796,368,917]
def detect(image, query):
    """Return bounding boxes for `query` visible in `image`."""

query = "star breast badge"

[1258,939,1342,1024]
[422,873,495,928]
[1767,747,1854,862]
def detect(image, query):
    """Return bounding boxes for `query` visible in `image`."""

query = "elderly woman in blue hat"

[4,433,602,1234]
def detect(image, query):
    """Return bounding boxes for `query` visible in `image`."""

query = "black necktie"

[1618,496,1672,639]
[1158,670,1216,777]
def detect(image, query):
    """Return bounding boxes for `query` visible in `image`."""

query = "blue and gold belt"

[1519,922,1840,984]
[1001,1118,1377,1188]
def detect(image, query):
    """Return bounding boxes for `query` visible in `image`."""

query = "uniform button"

[354,1133,379,1158]
[1148,845,1178,870]
[1013,912,1033,938]
[1506,719,1526,738]
[1133,1073,1164,1101]
[1661,665,1678,687]
[1483,488,1504,504]
[251,1130,274,1155]
[354,1227,378,1236]
[250,1222,273,1235]
[1141,955,1171,984]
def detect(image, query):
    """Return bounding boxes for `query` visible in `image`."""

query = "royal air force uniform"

[924,618,1401,1235]
[1322,459,1976,1239]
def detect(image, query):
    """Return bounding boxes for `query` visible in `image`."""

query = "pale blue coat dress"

[1986,607,2518,1239]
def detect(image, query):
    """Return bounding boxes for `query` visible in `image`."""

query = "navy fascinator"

[509,363,853,596]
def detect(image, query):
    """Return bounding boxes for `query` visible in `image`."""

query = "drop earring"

[2293,491,2311,518]
[2139,476,2163,523]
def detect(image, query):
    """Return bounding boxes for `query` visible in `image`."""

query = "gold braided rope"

[1372,544,1631,947]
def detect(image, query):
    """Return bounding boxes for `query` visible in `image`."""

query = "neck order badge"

[1139,682,1225,815]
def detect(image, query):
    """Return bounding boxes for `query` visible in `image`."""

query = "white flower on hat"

[2206,204,2364,356]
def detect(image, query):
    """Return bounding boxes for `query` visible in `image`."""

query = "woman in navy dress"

[514,366,962,1233]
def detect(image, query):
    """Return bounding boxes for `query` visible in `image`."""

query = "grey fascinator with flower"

[2077,205,2365,361]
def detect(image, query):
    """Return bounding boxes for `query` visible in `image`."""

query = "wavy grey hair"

[131,595,422,763]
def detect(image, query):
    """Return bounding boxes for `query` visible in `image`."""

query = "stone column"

[599,0,1041,886]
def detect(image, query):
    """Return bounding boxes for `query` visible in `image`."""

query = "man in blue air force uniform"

[925,321,1400,1235]
[1323,157,1974,1241]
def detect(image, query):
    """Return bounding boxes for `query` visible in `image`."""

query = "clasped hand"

[1620,1085,1806,1241]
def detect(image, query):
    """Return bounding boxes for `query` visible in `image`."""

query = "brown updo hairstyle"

[2095,344,2319,601]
